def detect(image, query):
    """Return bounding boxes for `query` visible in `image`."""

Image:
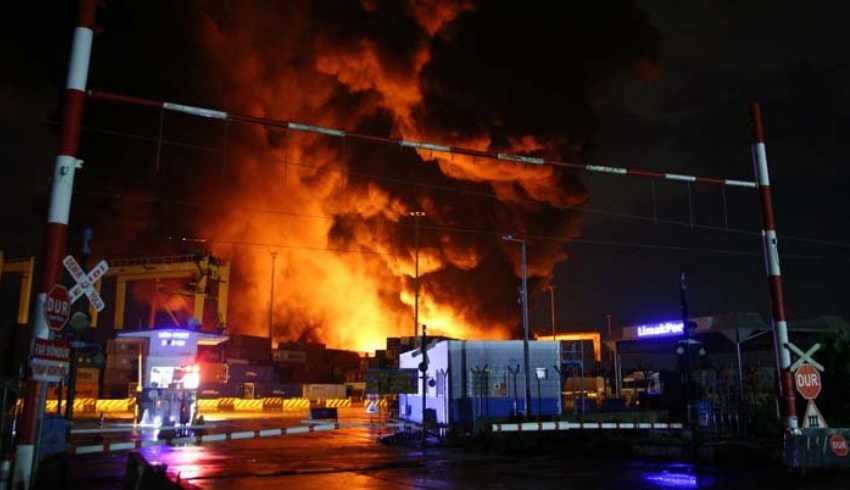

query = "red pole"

[751,102,798,432]
[13,1,97,487]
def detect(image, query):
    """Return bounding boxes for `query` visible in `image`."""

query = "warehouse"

[398,340,561,429]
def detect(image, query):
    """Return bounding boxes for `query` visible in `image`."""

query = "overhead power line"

[182,234,838,262]
[79,189,836,262]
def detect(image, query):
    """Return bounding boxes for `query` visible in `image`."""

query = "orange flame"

[190,2,588,352]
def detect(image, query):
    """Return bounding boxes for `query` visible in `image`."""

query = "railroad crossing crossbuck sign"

[787,342,824,372]
[63,255,109,312]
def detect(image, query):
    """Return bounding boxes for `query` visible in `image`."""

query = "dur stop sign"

[794,363,822,400]
[830,435,849,457]
[45,285,71,332]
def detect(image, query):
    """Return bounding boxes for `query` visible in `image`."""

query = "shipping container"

[222,335,271,363]
[228,363,276,383]
[102,367,136,385]
[106,355,139,371]
[73,367,101,399]
[106,339,145,356]
[75,367,100,385]
[74,383,100,399]
[398,340,561,427]
[197,344,223,363]
[270,383,303,398]
[249,382,298,398]
[101,383,131,398]
[197,383,238,398]
[302,384,347,400]
[198,362,229,384]
[273,350,307,363]
[345,382,366,400]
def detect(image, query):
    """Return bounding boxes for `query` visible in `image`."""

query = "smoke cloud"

[91,1,660,351]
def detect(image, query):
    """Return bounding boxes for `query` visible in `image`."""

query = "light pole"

[549,285,557,342]
[502,234,531,419]
[269,251,277,354]
[419,323,428,448]
[410,211,426,344]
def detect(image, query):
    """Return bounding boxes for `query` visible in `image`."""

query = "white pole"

[751,102,798,432]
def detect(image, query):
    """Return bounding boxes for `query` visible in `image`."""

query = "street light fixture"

[502,234,532,419]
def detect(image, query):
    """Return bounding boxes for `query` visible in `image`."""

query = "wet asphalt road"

[135,426,845,490]
[53,412,849,490]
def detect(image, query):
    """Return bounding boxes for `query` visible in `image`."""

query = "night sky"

[2,1,848,340]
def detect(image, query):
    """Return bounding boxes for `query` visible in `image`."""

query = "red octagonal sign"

[794,364,822,400]
[830,435,849,457]
[45,285,71,332]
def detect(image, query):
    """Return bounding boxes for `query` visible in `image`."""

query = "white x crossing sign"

[63,255,109,312]
[787,342,824,372]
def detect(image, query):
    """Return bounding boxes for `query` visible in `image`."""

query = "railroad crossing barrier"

[42,397,316,415]
[196,399,219,412]
[283,398,311,411]
[231,399,264,411]
[324,398,351,408]
[199,397,311,412]
[45,398,118,414]
[491,421,684,432]
[71,422,345,455]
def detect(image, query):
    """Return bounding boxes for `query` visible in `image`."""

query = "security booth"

[398,340,561,431]
[114,328,228,426]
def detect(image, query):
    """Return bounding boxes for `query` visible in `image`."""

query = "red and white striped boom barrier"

[86,90,757,189]
[751,102,798,431]
[15,1,96,488]
[492,421,684,432]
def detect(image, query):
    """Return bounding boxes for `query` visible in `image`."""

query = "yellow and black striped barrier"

[43,396,321,414]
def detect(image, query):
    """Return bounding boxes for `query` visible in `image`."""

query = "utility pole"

[15,1,96,487]
[269,251,277,354]
[605,314,617,398]
[419,323,428,448]
[410,211,425,344]
[502,235,531,419]
[680,272,693,425]
[549,285,556,342]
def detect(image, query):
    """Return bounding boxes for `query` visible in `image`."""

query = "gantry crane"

[93,254,231,330]
[0,253,35,327]
[0,253,230,332]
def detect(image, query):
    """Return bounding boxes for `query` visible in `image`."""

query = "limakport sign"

[637,321,684,338]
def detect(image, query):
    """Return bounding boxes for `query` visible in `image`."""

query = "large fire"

[104,2,659,353]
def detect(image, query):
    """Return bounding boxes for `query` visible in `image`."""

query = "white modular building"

[398,340,561,428]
